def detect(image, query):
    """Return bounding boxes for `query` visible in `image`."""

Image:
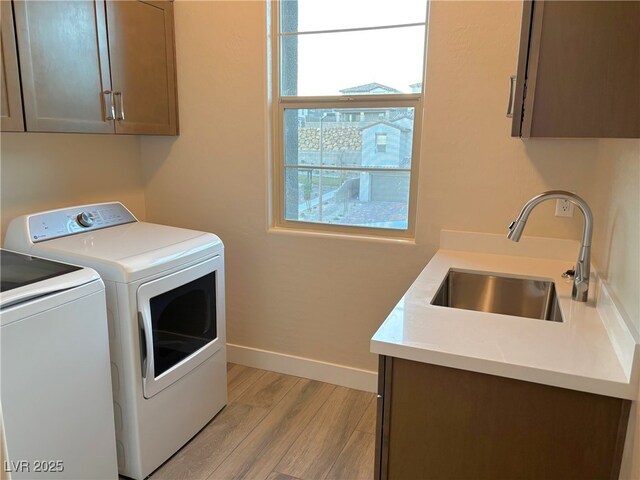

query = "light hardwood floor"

[150,364,376,480]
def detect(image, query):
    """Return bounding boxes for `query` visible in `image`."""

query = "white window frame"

[375,133,388,153]
[270,1,428,239]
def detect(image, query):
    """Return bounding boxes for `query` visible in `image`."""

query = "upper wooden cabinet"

[1,0,25,132]
[105,1,178,135]
[10,0,178,135]
[510,1,640,138]
[13,1,113,134]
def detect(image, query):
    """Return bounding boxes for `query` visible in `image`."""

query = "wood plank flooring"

[151,364,376,480]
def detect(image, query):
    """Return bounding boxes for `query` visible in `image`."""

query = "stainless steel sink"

[431,270,562,322]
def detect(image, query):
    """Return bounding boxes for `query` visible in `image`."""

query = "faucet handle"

[573,262,589,299]
[574,279,589,293]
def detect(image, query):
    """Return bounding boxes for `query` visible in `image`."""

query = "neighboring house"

[295,85,415,205]
[358,118,412,203]
[301,84,413,125]
[339,82,402,95]
[361,121,412,167]
[409,82,423,93]
[337,84,402,124]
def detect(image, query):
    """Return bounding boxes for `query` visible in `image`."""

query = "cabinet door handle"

[506,75,517,118]
[102,90,115,121]
[114,91,125,121]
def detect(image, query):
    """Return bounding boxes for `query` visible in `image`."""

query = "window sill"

[268,225,416,245]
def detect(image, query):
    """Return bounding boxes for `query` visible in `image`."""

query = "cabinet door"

[513,1,640,138]
[1,0,25,132]
[13,0,113,133]
[106,0,178,135]
[379,358,630,480]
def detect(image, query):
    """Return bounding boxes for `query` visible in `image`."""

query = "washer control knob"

[76,211,95,228]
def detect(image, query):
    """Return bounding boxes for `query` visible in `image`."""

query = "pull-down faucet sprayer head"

[507,220,526,242]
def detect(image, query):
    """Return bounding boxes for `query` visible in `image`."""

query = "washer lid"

[0,249,100,309]
[26,222,223,283]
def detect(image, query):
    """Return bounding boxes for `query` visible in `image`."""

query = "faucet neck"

[508,191,593,302]
[515,191,593,247]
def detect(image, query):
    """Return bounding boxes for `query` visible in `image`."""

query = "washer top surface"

[1,249,82,293]
[4,203,223,283]
[0,248,101,318]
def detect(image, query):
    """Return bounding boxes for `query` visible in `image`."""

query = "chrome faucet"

[507,191,593,302]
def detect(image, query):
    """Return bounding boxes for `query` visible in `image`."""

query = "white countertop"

[371,231,639,400]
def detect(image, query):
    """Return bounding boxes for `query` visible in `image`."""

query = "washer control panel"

[28,203,137,243]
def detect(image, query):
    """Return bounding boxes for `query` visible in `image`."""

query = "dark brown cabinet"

[7,0,178,135]
[1,0,24,132]
[375,356,631,480]
[510,1,640,138]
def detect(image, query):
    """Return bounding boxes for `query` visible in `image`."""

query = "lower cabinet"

[375,356,630,480]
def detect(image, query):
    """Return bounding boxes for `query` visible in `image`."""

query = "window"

[375,133,388,153]
[272,0,428,236]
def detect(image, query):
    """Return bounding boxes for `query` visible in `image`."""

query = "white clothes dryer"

[5,203,227,479]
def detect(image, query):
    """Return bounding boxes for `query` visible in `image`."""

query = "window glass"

[376,133,388,152]
[275,0,427,234]
[285,168,410,229]
[283,107,414,230]
[281,0,428,33]
[281,26,425,97]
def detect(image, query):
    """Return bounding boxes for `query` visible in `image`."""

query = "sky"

[281,0,428,96]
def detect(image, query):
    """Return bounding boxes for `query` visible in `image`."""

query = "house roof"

[360,120,411,133]
[391,111,414,122]
[339,83,401,94]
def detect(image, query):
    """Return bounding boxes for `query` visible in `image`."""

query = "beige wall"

[586,138,640,479]
[140,0,605,373]
[0,133,146,237]
[589,139,640,334]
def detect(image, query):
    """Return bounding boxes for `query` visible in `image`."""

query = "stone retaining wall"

[298,127,362,151]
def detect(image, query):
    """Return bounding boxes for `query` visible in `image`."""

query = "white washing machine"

[0,249,118,479]
[5,203,227,479]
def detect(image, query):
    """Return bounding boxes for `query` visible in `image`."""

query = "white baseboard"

[227,343,377,393]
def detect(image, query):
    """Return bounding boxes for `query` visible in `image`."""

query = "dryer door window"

[137,255,225,398]
[150,272,217,377]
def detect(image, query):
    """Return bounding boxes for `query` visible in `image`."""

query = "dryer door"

[137,255,224,398]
